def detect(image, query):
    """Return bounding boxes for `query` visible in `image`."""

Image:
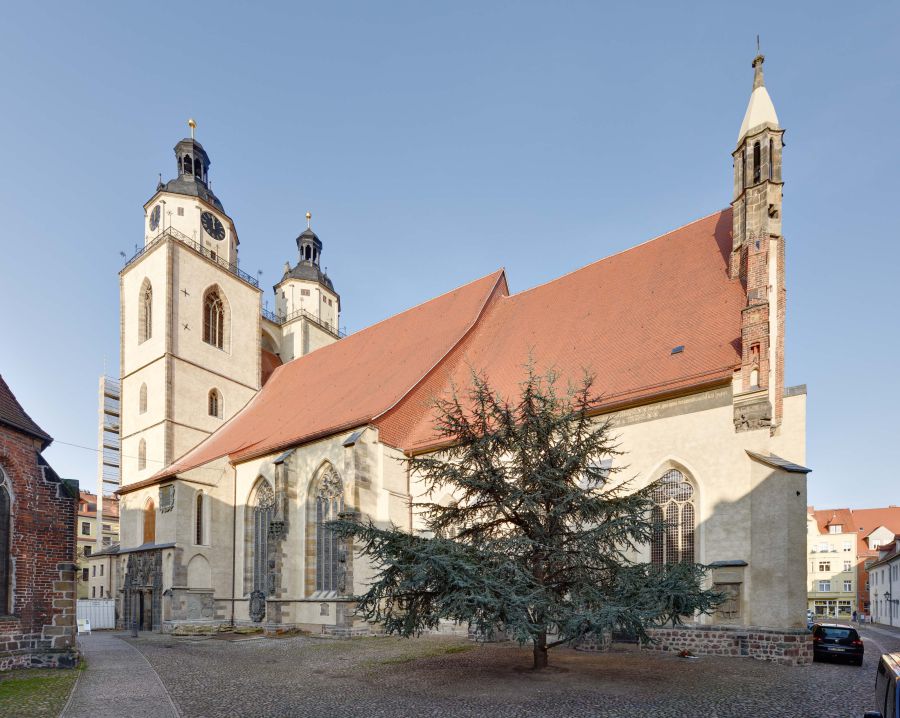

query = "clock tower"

[119,124,262,491]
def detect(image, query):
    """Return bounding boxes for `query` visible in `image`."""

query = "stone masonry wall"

[642,624,811,666]
[0,425,79,670]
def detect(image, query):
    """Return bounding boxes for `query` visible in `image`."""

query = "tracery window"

[253,482,275,595]
[650,469,695,565]
[203,288,225,350]
[0,467,10,614]
[138,280,152,343]
[316,467,344,593]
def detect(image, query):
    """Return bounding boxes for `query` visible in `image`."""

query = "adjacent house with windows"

[807,506,900,619]
[75,490,119,598]
[0,374,78,670]
[107,55,813,664]
[869,534,900,627]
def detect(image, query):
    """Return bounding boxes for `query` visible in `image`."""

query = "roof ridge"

[506,209,730,301]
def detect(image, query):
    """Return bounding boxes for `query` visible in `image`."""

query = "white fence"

[76,599,116,630]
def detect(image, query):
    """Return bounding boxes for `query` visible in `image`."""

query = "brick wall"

[0,425,79,670]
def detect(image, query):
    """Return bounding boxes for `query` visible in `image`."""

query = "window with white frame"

[819,542,830,552]
[829,525,842,534]
[843,541,852,552]
[818,561,831,572]
[818,580,831,592]
[843,580,853,592]
[843,560,852,571]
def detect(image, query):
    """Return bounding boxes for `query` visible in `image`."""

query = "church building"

[115,54,811,662]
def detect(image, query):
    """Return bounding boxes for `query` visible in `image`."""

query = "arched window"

[183,155,193,175]
[138,280,152,343]
[139,383,147,414]
[143,497,156,544]
[316,466,344,593]
[138,439,146,471]
[0,467,11,614]
[208,389,221,418]
[768,138,774,180]
[650,469,695,565]
[252,482,275,596]
[195,493,204,545]
[194,157,202,178]
[203,288,225,350]
[753,141,761,184]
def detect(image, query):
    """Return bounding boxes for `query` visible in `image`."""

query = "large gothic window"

[315,467,344,593]
[650,469,695,565]
[0,467,11,614]
[202,288,226,350]
[138,280,152,343]
[253,482,275,595]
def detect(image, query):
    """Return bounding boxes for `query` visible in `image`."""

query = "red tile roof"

[261,349,282,387]
[0,374,52,448]
[810,507,900,555]
[150,269,507,480]
[145,209,742,485]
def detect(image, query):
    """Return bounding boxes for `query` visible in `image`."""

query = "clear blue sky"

[0,2,896,509]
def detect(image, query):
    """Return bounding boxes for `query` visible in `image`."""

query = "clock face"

[201,211,226,241]
[149,205,161,231]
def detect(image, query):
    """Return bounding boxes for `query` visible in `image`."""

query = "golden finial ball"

[306,212,312,220]
[188,118,197,130]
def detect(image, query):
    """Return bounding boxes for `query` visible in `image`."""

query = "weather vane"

[188,118,196,140]
[306,211,312,229]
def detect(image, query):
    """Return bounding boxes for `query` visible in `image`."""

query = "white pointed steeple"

[737,54,779,144]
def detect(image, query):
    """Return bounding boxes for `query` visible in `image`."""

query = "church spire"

[737,50,779,145]
[730,50,786,433]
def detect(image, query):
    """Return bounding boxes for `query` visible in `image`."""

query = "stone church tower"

[730,53,786,434]
[119,128,263,490]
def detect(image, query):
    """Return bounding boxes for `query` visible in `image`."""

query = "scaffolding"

[95,376,120,550]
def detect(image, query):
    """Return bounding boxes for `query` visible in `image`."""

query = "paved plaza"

[58,625,900,718]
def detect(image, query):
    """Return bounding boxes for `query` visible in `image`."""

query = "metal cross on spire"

[188,118,196,140]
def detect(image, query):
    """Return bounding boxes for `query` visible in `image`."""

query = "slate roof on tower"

[144,208,742,485]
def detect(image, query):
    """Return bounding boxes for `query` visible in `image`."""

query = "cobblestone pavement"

[118,625,900,718]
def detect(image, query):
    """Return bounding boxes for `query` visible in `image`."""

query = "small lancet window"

[138,439,147,471]
[143,497,156,544]
[208,389,221,418]
[139,383,147,414]
[139,280,153,343]
[195,493,204,545]
[753,141,761,184]
[768,139,774,181]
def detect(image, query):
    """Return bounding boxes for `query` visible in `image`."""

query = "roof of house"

[0,374,52,448]
[810,506,900,555]
[144,208,743,486]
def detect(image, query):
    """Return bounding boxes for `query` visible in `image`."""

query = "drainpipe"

[231,466,237,627]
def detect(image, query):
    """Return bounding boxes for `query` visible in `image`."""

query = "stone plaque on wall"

[159,484,175,513]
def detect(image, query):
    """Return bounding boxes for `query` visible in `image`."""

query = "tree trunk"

[533,630,549,669]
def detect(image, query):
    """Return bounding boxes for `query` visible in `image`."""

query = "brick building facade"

[0,374,79,670]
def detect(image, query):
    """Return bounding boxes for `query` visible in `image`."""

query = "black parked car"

[811,623,864,666]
